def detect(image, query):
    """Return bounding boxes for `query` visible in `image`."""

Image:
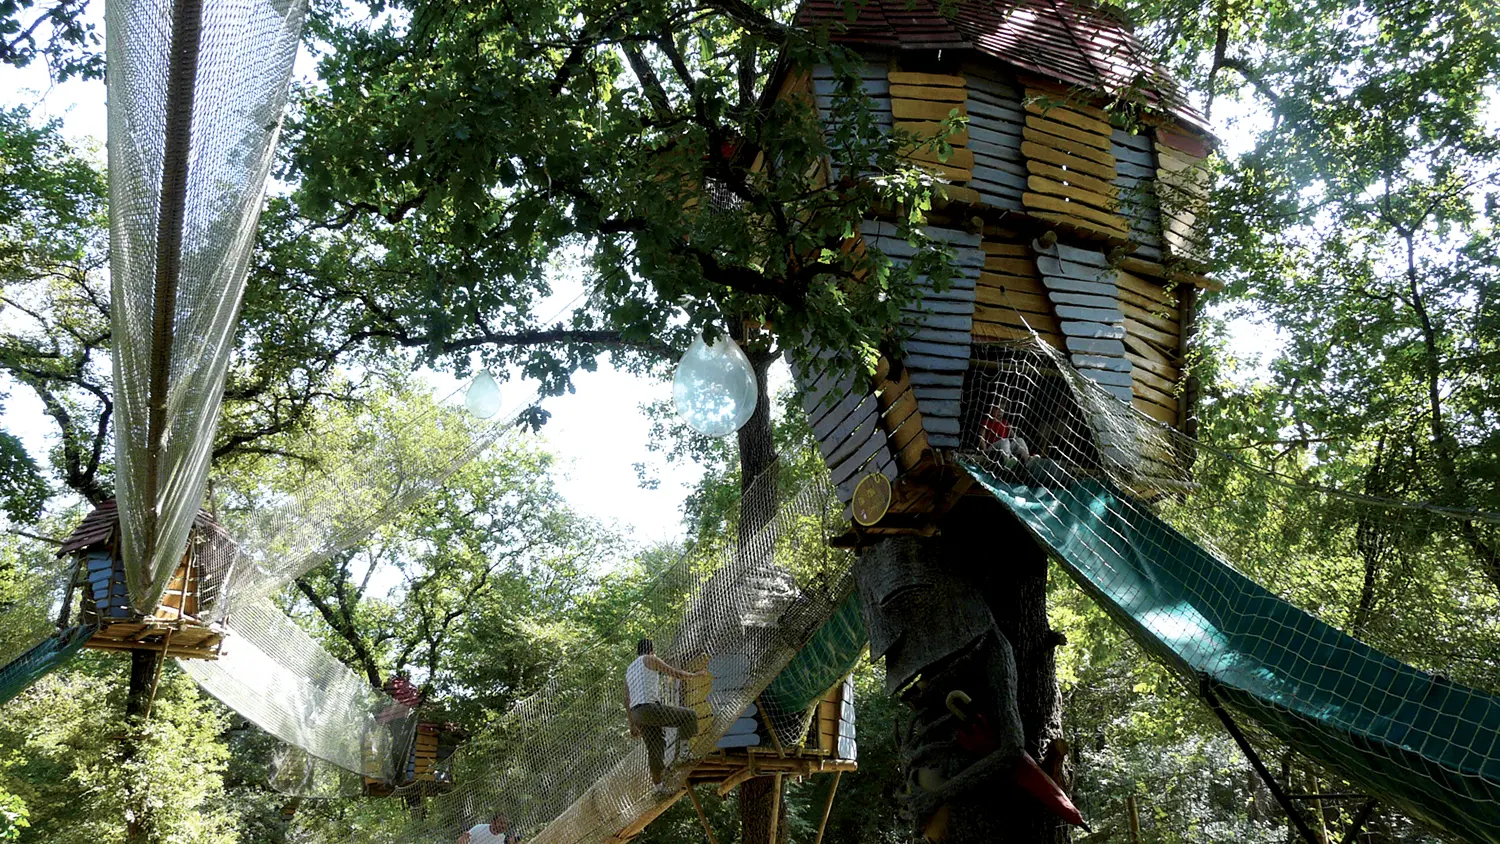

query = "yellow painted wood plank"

[1026,159,1119,199]
[977,271,1049,295]
[974,304,1062,334]
[1123,332,1176,368]
[1023,114,1113,152]
[1019,140,1117,181]
[974,285,1052,313]
[985,255,1039,275]
[889,84,966,103]
[1027,210,1133,242]
[908,146,976,170]
[914,160,973,182]
[1120,299,1179,337]
[1131,363,1178,395]
[889,71,966,87]
[1125,350,1180,382]
[1115,270,1174,306]
[981,241,1030,256]
[938,184,983,206]
[892,99,967,121]
[1024,86,1110,121]
[1022,192,1129,233]
[1124,314,1179,349]
[894,120,969,146]
[1023,100,1113,137]
[1027,175,1119,213]
[1133,395,1178,425]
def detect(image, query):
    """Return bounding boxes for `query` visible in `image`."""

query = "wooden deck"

[83,617,225,659]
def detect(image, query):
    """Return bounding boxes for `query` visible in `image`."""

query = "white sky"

[0,14,1278,549]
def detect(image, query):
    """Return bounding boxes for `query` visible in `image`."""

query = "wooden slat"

[907,146,976,170]
[972,320,1045,343]
[894,120,969,145]
[1024,84,1110,121]
[1018,140,1117,181]
[888,84,966,102]
[984,255,1037,276]
[1026,159,1119,199]
[974,304,1062,333]
[1022,100,1112,137]
[1028,211,1133,243]
[1133,395,1178,425]
[1120,299,1180,337]
[888,71,965,87]
[891,99,967,121]
[974,286,1052,313]
[1125,350,1180,382]
[1122,332,1176,368]
[1022,116,1114,155]
[1022,192,1129,233]
[1131,363,1178,395]
[1027,175,1118,213]
[981,241,1029,256]
[1123,314,1178,349]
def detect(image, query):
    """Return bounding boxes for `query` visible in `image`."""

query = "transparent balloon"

[465,370,503,419]
[672,335,759,437]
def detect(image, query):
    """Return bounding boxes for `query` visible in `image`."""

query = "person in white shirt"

[456,811,516,844]
[624,638,706,787]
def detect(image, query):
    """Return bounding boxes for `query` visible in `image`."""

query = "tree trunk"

[738,776,789,844]
[735,339,785,844]
[124,649,162,844]
[855,496,1069,844]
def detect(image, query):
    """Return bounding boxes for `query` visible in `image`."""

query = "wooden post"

[1200,677,1323,844]
[757,695,786,758]
[768,773,783,844]
[1125,794,1141,844]
[1338,799,1377,844]
[686,786,719,844]
[1305,771,1329,844]
[813,770,842,844]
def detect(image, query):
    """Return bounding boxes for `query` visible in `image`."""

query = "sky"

[0,9,1272,551]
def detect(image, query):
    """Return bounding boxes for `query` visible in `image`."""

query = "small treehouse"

[361,676,467,798]
[779,0,1216,528]
[56,498,236,659]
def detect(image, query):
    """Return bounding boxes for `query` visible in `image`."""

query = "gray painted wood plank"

[823,405,882,467]
[1055,304,1125,323]
[902,312,974,332]
[905,353,970,371]
[812,389,870,444]
[909,370,966,387]
[1072,354,1133,372]
[1111,144,1155,168]
[1060,320,1127,340]
[910,325,974,344]
[1048,291,1119,310]
[966,74,1021,101]
[830,428,890,486]
[925,226,983,248]
[1055,243,1111,267]
[973,185,1025,208]
[1036,254,1113,284]
[1074,366,1134,388]
[1037,275,1117,297]
[914,396,961,418]
[967,122,1024,151]
[905,339,970,359]
[914,273,978,292]
[902,297,975,315]
[966,99,1025,125]
[925,415,961,435]
[1065,336,1128,356]
[971,164,1027,192]
[971,153,1027,179]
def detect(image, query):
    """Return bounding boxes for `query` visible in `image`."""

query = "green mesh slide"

[762,592,866,715]
[0,625,93,707]
[963,460,1500,844]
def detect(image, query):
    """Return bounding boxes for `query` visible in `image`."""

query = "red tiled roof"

[56,498,232,557]
[796,0,1208,132]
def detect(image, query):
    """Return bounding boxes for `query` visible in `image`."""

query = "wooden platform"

[83,617,225,659]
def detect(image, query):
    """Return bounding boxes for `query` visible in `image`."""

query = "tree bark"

[738,776,789,844]
[854,496,1069,844]
[124,649,163,844]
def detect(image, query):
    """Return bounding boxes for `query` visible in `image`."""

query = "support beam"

[686,786,719,844]
[757,695,786,758]
[716,767,756,797]
[768,773,782,844]
[1338,800,1378,844]
[812,770,842,844]
[1200,677,1323,844]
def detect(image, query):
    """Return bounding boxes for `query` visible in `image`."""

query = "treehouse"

[361,675,467,798]
[56,499,235,659]
[773,0,1217,529]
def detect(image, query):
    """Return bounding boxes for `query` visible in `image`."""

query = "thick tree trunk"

[735,340,787,844]
[738,776,789,844]
[856,497,1070,844]
[124,650,162,844]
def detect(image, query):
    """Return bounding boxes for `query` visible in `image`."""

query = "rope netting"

[955,332,1500,843]
[108,0,308,612]
[182,599,420,782]
[387,461,854,844]
[0,559,83,705]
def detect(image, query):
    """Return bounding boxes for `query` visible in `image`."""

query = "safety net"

[181,599,418,781]
[0,558,87,705]
[955,335,1500,843]
[107,0,309,612]
[389,459,856,843]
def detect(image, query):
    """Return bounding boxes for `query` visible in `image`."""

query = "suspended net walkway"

[384,462,855,843]
[955,335,1500,843]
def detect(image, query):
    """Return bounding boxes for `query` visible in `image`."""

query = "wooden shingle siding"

[1112,268,1184,424]
[813,62,893,180]
[972,238,1064,348]
[1032,240,1135,404]
[889,70,971,181]
[791,346,897,504]
[1154,129,1211,265]
[1111,128,1163,260]
[865,220,982,449]
[961,66,1026,210]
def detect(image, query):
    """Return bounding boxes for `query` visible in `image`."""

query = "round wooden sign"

[852,472,892,527]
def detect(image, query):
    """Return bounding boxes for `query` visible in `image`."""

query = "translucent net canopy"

[957,336,1500,843]
[392,465,855,843]
[108,0,309,611]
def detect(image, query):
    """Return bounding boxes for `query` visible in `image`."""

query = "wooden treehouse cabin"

[362,675,467,798]
[56,499,235,659]
[778,0,1217,530]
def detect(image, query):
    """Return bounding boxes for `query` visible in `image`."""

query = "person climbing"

[456,811,517,844]
[624,638,705,792]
